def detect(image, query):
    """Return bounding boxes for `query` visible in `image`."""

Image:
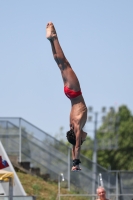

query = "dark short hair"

[66,129,76,145]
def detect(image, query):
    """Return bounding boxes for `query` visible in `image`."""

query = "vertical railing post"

[116,171,118,200]
[58,175,60,200]
[9,178,13,200]
[6,121,8,152]
[19,118,22,162]
[108,171,110,199]
[68,147,70,191]
[58,173,64,200]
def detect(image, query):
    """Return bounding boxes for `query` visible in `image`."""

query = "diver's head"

[66,128,76,145]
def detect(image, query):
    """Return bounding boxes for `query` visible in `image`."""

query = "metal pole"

[19,118,22,163]
[92,112,98,194]
[68,147,70,191]
[116,171,118,200]
[108,169,111,199]
[9,178,13,200]
[93,112,98,164]
[58,175,60,200]
[6,121,8,152]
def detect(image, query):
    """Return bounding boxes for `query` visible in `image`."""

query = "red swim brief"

[64,86,82,99]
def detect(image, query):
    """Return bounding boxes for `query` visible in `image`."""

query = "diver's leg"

[46,22,71,69]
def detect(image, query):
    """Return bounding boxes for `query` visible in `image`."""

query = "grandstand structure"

[0,117,133,200]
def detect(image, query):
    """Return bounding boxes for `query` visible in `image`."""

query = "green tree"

[97,105,133,170]
[81,136,93,159]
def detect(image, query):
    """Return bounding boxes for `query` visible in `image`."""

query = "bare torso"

[70,96,87,130]
[61,65,87,130]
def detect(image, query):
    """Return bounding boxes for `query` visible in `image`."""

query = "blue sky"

[0,1,133,139]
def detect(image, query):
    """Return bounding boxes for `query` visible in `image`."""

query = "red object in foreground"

[0,156,9,169]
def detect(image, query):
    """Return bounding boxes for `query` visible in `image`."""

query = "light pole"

[92,112,98,165]
[87,106,106,194]
[88,107,107,162]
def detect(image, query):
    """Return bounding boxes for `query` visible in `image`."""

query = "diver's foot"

[46,22,57,40]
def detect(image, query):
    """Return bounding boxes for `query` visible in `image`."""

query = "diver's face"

[97,188,106,199]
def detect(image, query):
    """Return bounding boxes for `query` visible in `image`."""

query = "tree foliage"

[97,105,133,170]
[81,136,93,159]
